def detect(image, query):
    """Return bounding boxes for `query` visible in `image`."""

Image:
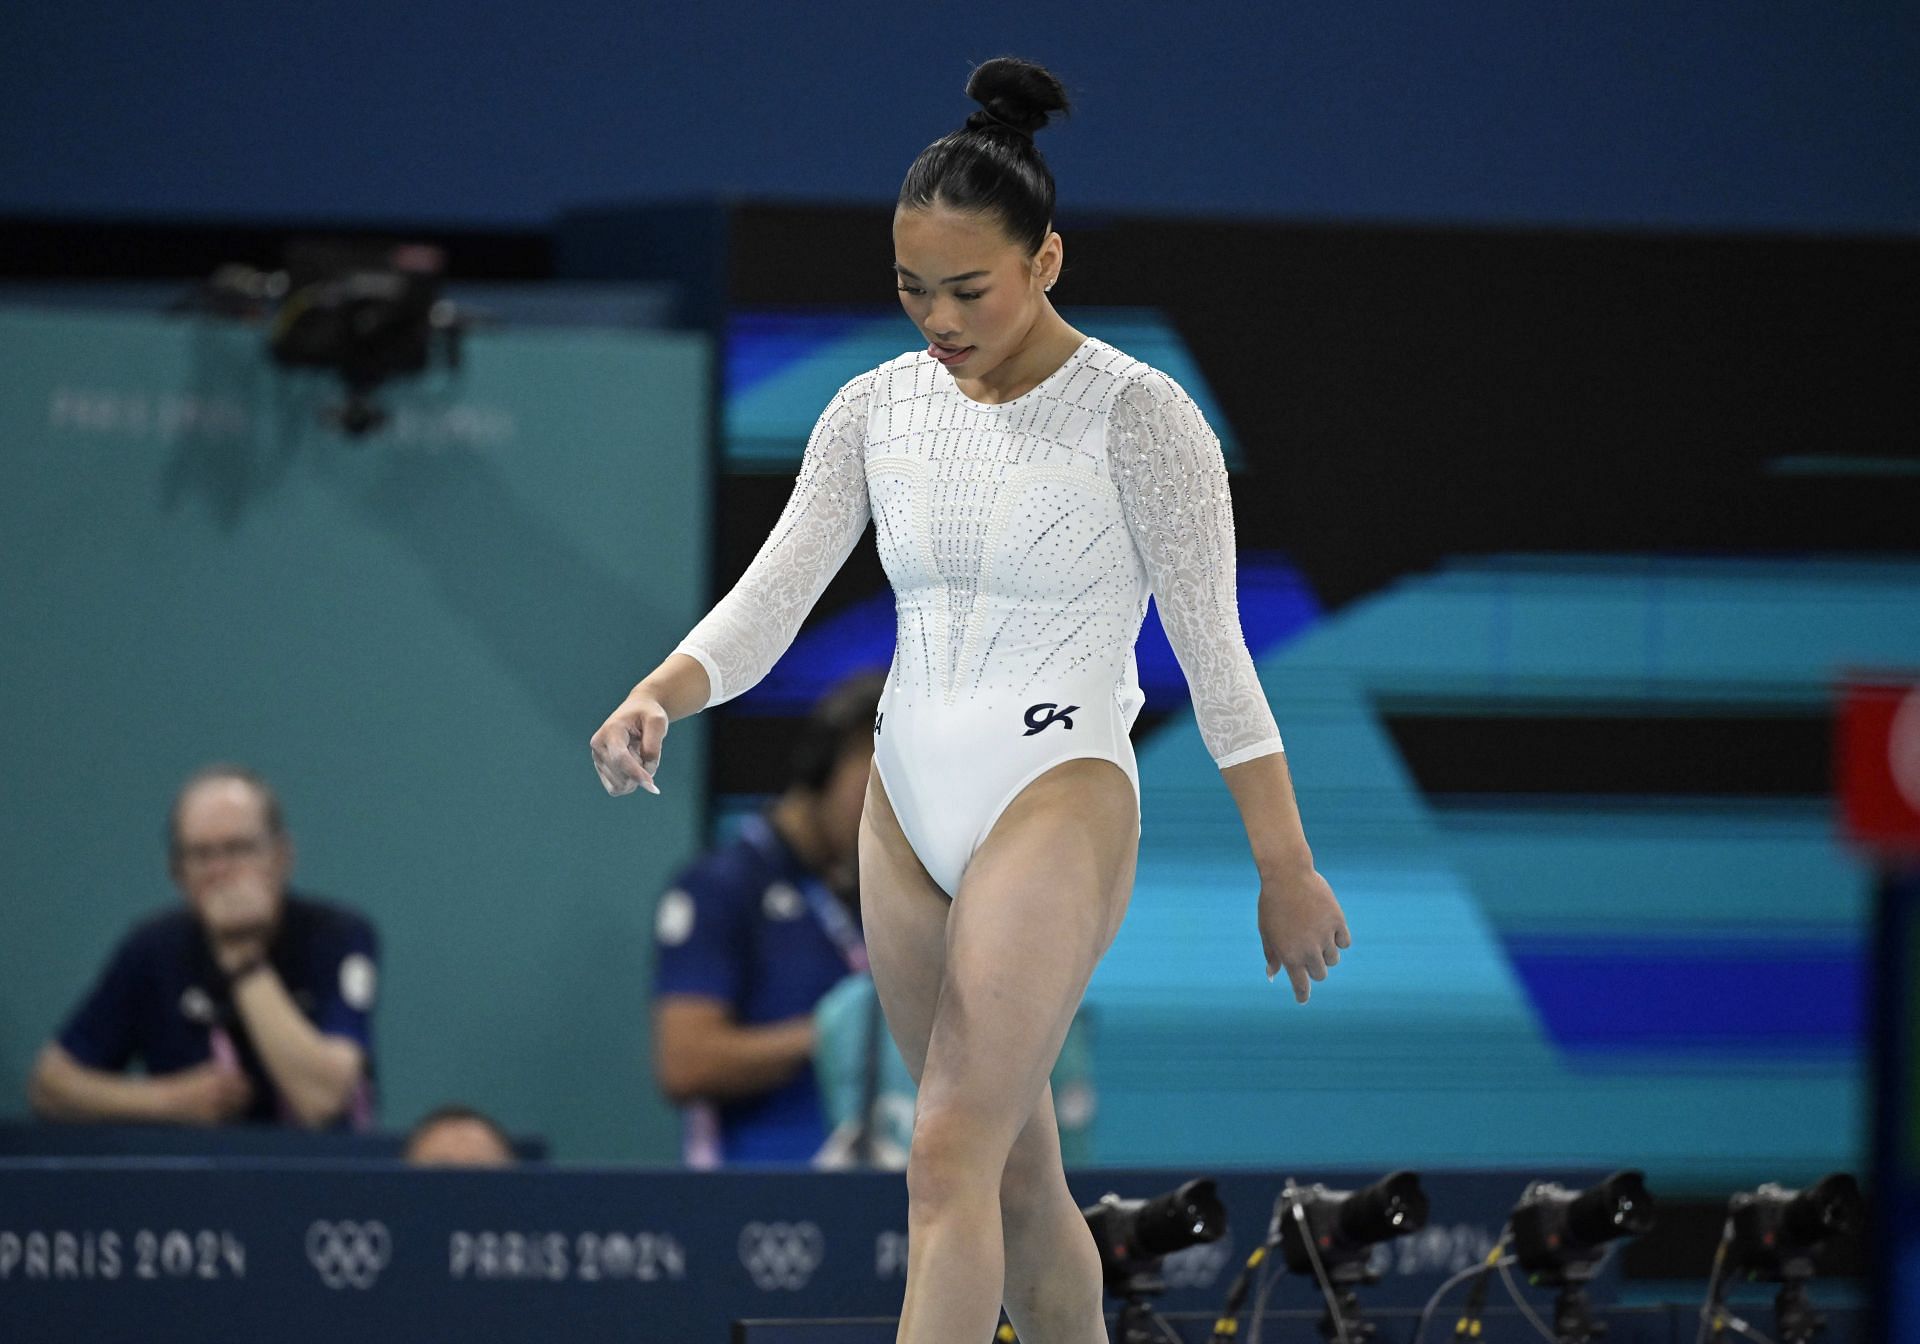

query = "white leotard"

[677,337,1282,896]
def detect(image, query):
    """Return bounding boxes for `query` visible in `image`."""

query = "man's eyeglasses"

[175,835,274,867]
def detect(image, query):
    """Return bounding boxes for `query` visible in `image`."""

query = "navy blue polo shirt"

[652,816,861,1165]
[56,892,379,1129]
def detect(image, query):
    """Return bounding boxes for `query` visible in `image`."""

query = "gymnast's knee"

[905,1103,1003,1217]
[996,1134,1060,1235]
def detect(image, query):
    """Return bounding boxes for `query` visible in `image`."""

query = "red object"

[1838,679,1920,852]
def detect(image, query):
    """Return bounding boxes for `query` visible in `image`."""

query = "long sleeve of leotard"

[674,373,873,707]
[1108,371,1284,768]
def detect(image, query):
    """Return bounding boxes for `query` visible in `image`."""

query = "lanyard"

[740,813,868,974]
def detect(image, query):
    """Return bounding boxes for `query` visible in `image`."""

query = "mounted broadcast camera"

[1209,1172,1428,1344]
[1082,1178,1227,1344]
[1709,1173,1862,1344]
[1727,1174,1862,1282]
[188,239,479,437]
[1509,1169,1655,1344]
[1274,1171,1429,1344]
[269,240,472,436]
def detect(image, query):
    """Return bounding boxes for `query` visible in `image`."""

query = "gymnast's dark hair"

[898,57,1070,256]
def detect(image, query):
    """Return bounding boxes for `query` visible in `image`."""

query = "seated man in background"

[27,763,378,1131]
[404,1104,517,1166]
[651,671,883,1166]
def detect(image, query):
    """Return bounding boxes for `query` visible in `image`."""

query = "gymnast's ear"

[1033,231,1063,292]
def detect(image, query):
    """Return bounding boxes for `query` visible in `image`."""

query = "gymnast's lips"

[928,341,974,366]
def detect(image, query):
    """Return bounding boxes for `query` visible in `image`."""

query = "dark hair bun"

[902,55,1066,251]
[964,56,1069,136]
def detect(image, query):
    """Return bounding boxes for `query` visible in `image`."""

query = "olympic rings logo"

[305,1220,392,1290]
[738,1220,824,1291]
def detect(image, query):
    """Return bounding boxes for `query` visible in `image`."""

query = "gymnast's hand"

[590,691,668,796]
[1257,861,1350,1005]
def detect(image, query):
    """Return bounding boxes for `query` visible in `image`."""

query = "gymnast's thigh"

[917,759,1139,1125]
[858,759,949,1082]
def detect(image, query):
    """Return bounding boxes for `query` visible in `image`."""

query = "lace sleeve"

[1108,370,1283,767]
[674,373,873,707]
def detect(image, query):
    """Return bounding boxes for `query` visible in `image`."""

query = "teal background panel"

[0,308,710,1162]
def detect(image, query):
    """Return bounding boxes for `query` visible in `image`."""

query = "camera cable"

[1695,1223,1777,1344]
[1291,1195,1354,1344]
[1408,1234,1515,1344]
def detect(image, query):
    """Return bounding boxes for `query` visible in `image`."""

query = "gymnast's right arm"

[591,373,874,796]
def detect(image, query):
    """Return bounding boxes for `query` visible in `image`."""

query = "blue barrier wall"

[1,3,1913,233]
[0,1161,1620,1344]
[0,308,711,1161]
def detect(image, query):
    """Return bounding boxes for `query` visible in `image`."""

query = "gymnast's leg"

[861,758,1136,1344]
[860,767,1126,1340]
[995,1079,1109,1342]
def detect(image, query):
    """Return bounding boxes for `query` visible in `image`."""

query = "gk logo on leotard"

[1023,703,1079,736]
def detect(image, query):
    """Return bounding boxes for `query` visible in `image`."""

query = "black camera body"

[1727,1175,1862,1283]
[1082,1178,1227,1295]
[1511,1170,1655,1286]
[1278,1171,1429,1283]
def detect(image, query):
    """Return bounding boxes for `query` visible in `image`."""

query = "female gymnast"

[591,55,1350,1344]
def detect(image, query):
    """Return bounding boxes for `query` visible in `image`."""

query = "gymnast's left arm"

[1108,373,1350,1002]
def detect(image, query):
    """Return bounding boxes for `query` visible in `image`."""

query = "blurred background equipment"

[186,239,481,436]
[267,240,451,436]
[1081,1178,1228,1344]
[1205,1170,1429,1344]
[1510,1170,1658,1344]
[1278,1171,1431,1344]
[1278,1170,1432,1281]
[1727,1174,1864,1283]
[1710,1174,1865,1344]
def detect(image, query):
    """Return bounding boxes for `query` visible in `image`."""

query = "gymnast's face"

[893,201,1061,382]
